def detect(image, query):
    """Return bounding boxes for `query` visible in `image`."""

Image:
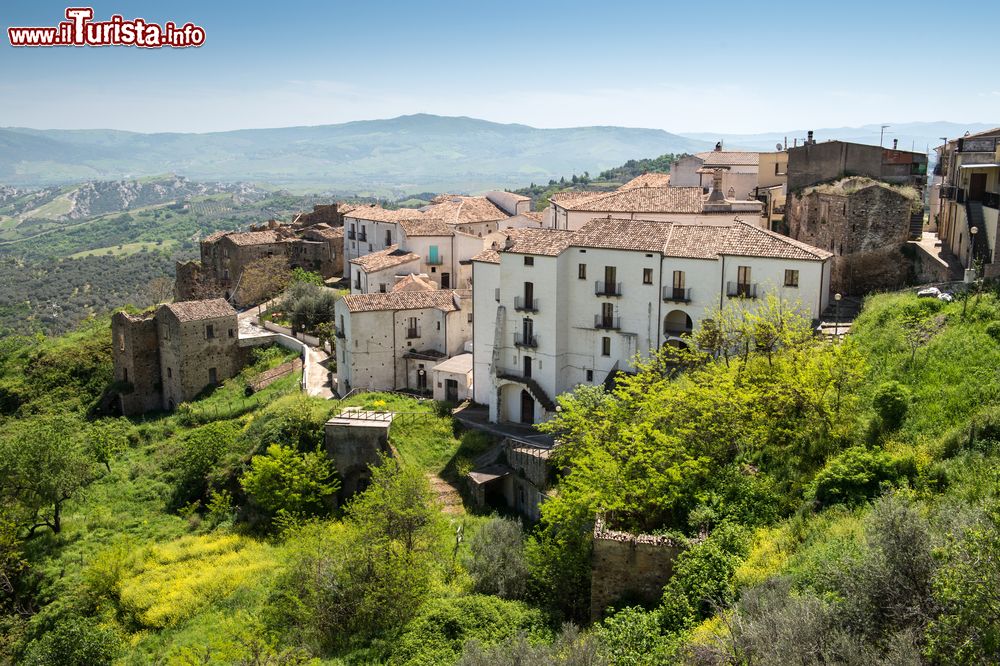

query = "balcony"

[335,329,346,339]
[347,230,356,240]
[405,326,421,339]
[426,255,444,265]
[514,332,538,348]
[662,286,692,303]
[514,296,539,312]
[357,234,368,243]
[595,280,623,297]
[983,192,1000,210]
[727,282,758,299]
[594,315,621,330]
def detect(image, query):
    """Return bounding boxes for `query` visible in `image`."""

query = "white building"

[349,245,421,294]
[472,218,832,425]
[334,290,472,396]
[544,175,763,231]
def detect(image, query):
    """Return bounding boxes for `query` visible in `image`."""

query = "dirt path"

[427,473,464,515]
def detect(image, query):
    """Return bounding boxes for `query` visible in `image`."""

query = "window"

[123,368,128,383]
[208,367,218,385]
[167,367,172,378]
[468,313,473,323]
[586,369,593,382]
[118,333,125,352]
[206,324,215,339]
[385,230,392,246]
[784,269,799,287]
[524,256,534,266]
[379,283,387,293]
[643,268,653,284]
[738,265,751,286]
[228,328,234,338]
[601,337,611,356]
[436,321,441,331]
[578,263,587,279]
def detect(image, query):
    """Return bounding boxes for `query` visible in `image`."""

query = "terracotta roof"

[225,230,288,246]
[570,217,674,253]
[304,226,344,240]
[399,218,454,237]
[496,228,576,256]
[720,221,833,261]
[521,211,544,222]
[421,196,508,225]
[162,299,236,322]
[566,217,832,261]
[553,186,706,214]
[342,290,465,313]
[202,230,228,243]
[619,173,671,189]
[392,274,438,292]
[695,151,761,166]
[344,205,428,223]
[549,190,600,204]
[471,249,501,264]
[349,245,420,272]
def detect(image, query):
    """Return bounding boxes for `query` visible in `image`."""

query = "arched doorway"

[663,310,693,337]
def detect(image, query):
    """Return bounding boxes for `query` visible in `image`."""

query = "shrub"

[873,381,910,432]
[465,516,529,600]
[172,421,241,507]
[594,606,674,665]
[809,446,909,507]
[986,321,1000,342]
[458,623,605,666]
[389,595,549,666]
[21,613,123,666]
[240,444,338,523]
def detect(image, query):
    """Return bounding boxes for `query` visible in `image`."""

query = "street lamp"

[834,293,842,339]
[970,226,979,272]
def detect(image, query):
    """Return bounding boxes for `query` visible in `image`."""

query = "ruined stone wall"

[323,416,393,501]
[157,310,244,408]
[296,204,344,228]
[590,517,685,621]
[787,183,914,295]
[111,311,162,415]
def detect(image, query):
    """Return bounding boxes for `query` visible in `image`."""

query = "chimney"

[715,141,723,152]
[503,235,514,251]
[708,169,726,202]
[893,139,898,150]
[807,130,815,145]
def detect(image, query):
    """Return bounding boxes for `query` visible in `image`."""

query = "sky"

[1,0,997,134]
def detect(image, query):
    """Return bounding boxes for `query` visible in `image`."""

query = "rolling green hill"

[0,114,712,194]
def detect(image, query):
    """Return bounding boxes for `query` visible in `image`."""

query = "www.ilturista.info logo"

[7,7,205,48]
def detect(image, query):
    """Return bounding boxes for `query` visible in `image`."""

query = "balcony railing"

[347,230,356,240]
[405,327,421,339]
[662,286,691,303]
[357,232,368,243]
[727,282,758,299]
[983,192,1000,209]
[514,332,538,348]
[514,296,539,312]
[335,329,346,339]
[594,315,621,330]
[595,280,623,297]
[940,185,956,201]
[426,255,444,265]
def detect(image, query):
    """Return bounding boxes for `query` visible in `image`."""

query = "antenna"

[879,124,890,148]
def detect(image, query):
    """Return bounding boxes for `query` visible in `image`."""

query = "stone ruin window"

[206,324,215,339]
[119,333,125,351]
[228,329,235,338]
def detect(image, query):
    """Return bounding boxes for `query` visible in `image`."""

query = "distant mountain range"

[0,114,712,195]
[1,116,994,195]
[683,122,998,154]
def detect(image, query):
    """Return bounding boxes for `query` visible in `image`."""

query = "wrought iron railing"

[727,282,758,299]
[662,286,691,303]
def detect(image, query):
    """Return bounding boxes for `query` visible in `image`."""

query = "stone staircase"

[816,295,863,340]
[967,201,991,263]
[908,212,924,239]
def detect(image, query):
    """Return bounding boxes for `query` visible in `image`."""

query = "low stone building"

[786,177,920,294]
[112,299,248,414]
[468,437,552,522]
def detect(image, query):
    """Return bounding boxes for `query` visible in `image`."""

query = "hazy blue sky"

[1,0,997,133]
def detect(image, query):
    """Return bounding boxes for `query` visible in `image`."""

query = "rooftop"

[432,353,473,375]
[695,151,761,166]
[471,249,501,264]
[162,298,236,322]
[224,230,289,246]
[552,186,707,214]
[619,172,672,189]
[392,274,439,292]
[421,195,509,225]
[492,228,576,256]
[398,218,454,237]
[349,245,420,272]
[343,204,429,223]
[341,289,468,313]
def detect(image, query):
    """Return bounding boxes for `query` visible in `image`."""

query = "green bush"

[986,321,1000,342]
[389,595,549,666]
[21,614,122,666]
[465,517,529,600]
[240,444,338,523]
[809,446,912,507]
[172,421,241,507]
[873,381,910,432]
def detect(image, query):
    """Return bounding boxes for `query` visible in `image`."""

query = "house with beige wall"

[472,220,831,425]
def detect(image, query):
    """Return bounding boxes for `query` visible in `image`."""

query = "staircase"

[496,373,557,412]
[816,295,863,340]
[908,212,924,240]
[966,201,990,263]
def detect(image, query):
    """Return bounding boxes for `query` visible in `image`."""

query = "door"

[442,272,451,289]
[604,266,617,293]
[445,379,459,402]
[969,173,987,202]
[673,270,685,300]
[208,367,218,385]
[520,390,535,424]
[737,265,751,297]
[523,355,532,379]
[524,281,534,309]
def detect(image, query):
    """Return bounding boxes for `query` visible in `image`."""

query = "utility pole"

[879,124,890,148]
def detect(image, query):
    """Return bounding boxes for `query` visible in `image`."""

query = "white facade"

[334,290,472,397]
[471,220,832,425]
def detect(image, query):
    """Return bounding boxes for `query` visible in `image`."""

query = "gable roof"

[224,230,287,246]
[344,205,428,223]
[398,218,454,237]
[695,151,761,166]
[349,245,420,272]
[341,290,466,313]
[553,186,707,214]
[162,299,236,322]
[421,196,508,225]
[619,173,672,189]
[570,217,675,253]
[471,249,501,264]
[494,228,576,256]
[719,221,833,261]
[392,274,438,292]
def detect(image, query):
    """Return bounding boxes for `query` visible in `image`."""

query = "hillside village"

[5,128,1000,665]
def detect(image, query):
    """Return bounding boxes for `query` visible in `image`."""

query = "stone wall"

[112,311,162,415]
[590,517,685,621]
[158,310,245,408]
[787,180,915,295]
[324,412,393,502]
